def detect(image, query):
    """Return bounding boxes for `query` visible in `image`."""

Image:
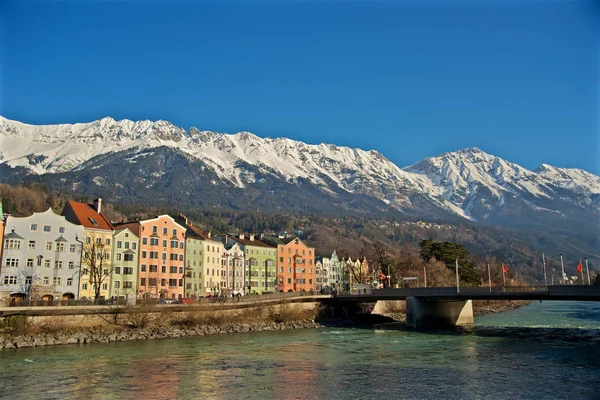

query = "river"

[1,301,599,399]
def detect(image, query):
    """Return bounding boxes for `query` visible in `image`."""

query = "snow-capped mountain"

[0,116,598,231]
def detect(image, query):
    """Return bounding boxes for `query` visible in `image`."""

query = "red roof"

[64,200,113,231]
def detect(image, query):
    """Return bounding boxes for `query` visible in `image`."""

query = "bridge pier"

[405,297,474,329]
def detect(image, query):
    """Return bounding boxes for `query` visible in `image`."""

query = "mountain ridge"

[1,116,598,231]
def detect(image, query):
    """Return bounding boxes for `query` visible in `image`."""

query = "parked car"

[159,298,179,304]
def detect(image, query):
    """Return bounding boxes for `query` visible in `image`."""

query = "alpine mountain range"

[0,116,598,236]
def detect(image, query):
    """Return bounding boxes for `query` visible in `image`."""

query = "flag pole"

[542,253,548,287]
[502,262,506,288]
[580,259,584,285]
[559,253,565,284]
[455,259,460,293]
[487,263,491,293]
[585,258,590,285]
[423,266,427,288]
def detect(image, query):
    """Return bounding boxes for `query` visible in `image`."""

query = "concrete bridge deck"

[327,285,600,303]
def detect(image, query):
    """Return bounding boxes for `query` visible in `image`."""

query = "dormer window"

[88,218,99,226]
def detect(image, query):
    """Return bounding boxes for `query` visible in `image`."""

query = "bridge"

[324,285,600,328]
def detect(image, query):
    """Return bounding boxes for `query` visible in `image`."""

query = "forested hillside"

[1,183,597,286]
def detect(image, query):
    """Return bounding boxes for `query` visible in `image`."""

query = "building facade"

[118,215,186,299]
[221,234,276,294]
[62,199,114,301]
[224,241,244,293]
[109,228,139,301]
[263,235,315,293]
[0,208,84,303]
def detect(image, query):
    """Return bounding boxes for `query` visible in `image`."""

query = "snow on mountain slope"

[535,164,600,195]
[1,116,598,222]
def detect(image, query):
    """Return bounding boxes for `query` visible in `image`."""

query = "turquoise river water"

[1,301,599,399]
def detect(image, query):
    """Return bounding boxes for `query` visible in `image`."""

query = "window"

[68,261,74,269]
[45,241,52,251]
[170,253,178,261]
[26,259,34,268]
[179,255,184,261]
[53,277,61,286]
[115,267,121,274]
[142,237,148,245]
[124,267,133,275]
[114,280,121,289]
[6,258,19,267]
[116,253,122,261]
[44,225,51,232]
[169,279,177,287]
[67,278,73,286]
[3,276,17,285]
[82,283,88,290]
[150,238,159,246]
[152,226,157,233]
[96,237,102,244]
[124,241,129,249]
[86,237,91,244]
[140,278,146,286]
[141,251,147,258]
[162,252,167,261]
[83,268,89,275]
[162,240,167,247]
[30,224,38,231]
[88,218,99,226]
[161,279,167,287]
[170,240,178,248]
[59,226,65,233]
[180,242,184,249]
[56,242,65,252]
[141,264,146,272]
[43,276,49,285]
[44,259,50,268]
[163,227,168,235]
[149,278,157,286]
[70,244,77,253]
[132,242,137,250]
[28,240,36,250]
[150,265,158,273]
[124,253,134,262]
[172,229,177,236]
[123,281,133,289]
[150,251,158,259]
[116,241,122,249]
[103,269,109,276]
[170,266,177,273]
[102,283,108,290]
[161,266,166,273]
[4,239,21,250]
[125,233,129,238]
[54,261,63,269]
[105,238,111,246]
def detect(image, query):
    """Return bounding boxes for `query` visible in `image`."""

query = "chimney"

[249,234,254,241]
[207,232,211,239]
[239,233,245,240]
[93,198,102,214]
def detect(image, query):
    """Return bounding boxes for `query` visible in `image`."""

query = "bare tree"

[82,233,112,301]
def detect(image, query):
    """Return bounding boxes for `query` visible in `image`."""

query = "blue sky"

[1,0,598,174]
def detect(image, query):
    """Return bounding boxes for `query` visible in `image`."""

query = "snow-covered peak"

[535,163,600,194]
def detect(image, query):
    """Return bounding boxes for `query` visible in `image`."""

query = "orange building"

[117,215,186,300]
[263,236,315,292]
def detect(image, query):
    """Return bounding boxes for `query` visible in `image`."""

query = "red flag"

[502,264,509,274]
[577,260,583,273]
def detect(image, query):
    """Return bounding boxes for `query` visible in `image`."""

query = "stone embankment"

[1,319,321,350]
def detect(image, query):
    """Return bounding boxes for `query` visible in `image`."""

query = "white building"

[1,208,84,304]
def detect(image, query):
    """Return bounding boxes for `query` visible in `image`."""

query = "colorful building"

[175,215,225,296]
[223,241,245,293]
[109,228,139,302]
[118,215,186,299]
[220,234,276,294]
[262,235,315,293]
[62,198,114,301]
[1,208,84,303]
